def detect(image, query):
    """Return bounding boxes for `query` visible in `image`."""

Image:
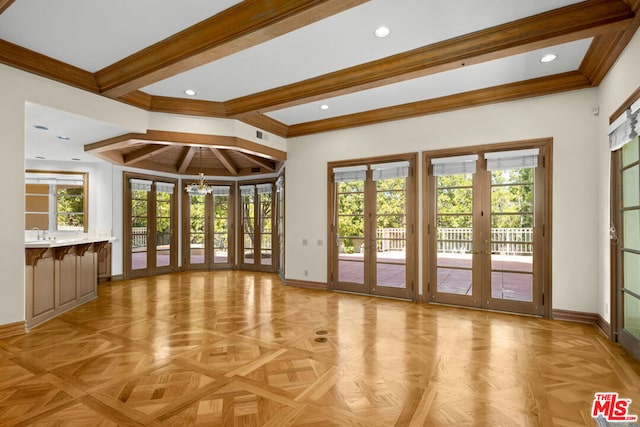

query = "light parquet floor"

[1,271,639,426]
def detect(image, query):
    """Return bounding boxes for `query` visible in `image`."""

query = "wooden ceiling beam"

[0,0,15,14]
[225,0,633,116]
[176,146,195,174]
[210,148,239,176]
[0,40,99,93]
[234,151,276,172]
[84,133,145,153]
[287,71,591,137]
[580,1,640,86]
[95,0,369,98]
[123,144,173,165]
[150,96,227,117]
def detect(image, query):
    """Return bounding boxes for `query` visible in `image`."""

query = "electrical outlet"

[302,238,308,246]
[304,269,308,277]
[317,239,323,247]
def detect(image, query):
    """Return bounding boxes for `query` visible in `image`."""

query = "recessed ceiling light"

[57,135,70,140]
[540,54,558,63]
[320,104,329,110]
[35,156,45,159]
[184,89,197,96]
[33,125,48,131]
[374,26,390,38]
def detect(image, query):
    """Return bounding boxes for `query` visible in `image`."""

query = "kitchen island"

[25,235,114,328]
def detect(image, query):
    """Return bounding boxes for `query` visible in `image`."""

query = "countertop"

[25,235,115,249]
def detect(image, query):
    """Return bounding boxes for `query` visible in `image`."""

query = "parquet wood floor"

[1,271,639,426]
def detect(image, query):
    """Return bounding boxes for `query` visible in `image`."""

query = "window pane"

[57,186,84,231]
[437,267,472,295]
[623,165,640,208]
[156,192,171,268]
[189,195,205,265]
[491,272,533,302]
[623,209,640,251]
[622,137,639,167]
[624,293,640,340]
[623,252,640,295]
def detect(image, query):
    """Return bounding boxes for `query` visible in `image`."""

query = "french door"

[425,143,550,316]
[182,183,234,269]
[613,135,640,359]
[329,155,417,300]
[239,182,276,272]
[124,174,178,278]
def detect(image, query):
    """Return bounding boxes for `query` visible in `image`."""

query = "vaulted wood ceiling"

[2,0,639,175]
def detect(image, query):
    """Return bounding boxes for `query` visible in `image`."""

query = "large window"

[25,171,87,233]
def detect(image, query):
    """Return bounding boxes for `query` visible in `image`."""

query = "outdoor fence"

[437,227,533,256]
[371,227,533,255]
[131,227,171,248]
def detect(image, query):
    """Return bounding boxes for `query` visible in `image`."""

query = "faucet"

[31,227,41,240]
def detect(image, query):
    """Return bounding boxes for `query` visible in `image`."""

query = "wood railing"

[437,227,533,255]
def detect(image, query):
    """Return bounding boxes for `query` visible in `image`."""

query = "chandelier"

[185,147,212,195]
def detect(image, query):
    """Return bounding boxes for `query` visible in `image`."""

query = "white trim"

[484,148,539,171]
[155,182,175,194]
[431,154,478,176]
[334,165,367,182]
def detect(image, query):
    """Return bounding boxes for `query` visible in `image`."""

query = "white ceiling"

[0,0,605,161]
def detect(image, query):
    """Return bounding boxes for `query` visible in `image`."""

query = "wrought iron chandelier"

[184,147,212,195]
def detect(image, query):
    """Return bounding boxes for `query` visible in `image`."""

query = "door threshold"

[427,301,543,318]
[333,290,414,302]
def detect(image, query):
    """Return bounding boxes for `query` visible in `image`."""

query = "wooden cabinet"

[97,242,112,282]
[25,241,105,329]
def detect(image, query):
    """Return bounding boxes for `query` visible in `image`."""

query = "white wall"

[286,88,602,313]
[596,29,640,322]
[0,63,146,325]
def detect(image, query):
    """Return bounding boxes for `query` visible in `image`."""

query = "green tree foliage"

[56,186,84,229]
[337,178,407,253]
[435,169,534,229]
[490,168,533,228]
[436,174,473,228]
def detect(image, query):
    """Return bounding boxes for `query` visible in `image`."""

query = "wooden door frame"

[422,138,553,318]
[237,179,278,273]
[181,180,235,271]
[327,152,418,301]
[123,171,179,279]
[609,87,640,346]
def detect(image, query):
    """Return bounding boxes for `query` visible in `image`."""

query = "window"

[25,171,87,232]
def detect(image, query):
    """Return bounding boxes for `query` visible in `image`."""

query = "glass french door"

[614,135,640,359]
[183,184,233,269]
[330,158,416,300]
[277,176,285,281]
[427,146,548,316]
[125,176,178,278]
[239,183,276,271]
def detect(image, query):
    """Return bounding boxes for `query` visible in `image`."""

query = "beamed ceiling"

[2,0,639,175]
